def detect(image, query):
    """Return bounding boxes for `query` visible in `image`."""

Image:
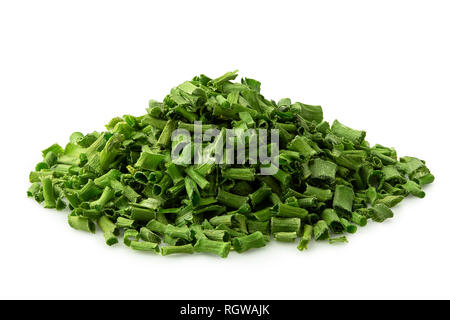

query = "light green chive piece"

[297,224,313,251]
[232,232,266,253]
[194,238,231,258]
[161,244,195,256]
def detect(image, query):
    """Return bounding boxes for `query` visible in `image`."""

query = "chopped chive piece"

[161,244,195,256]
[402,180,425,198]
[333,184,354,218]
[194,238,231,258]
[216,188,249,209]
[146,219,168,235]
[270,217,301,234]
[351,211,367,227]
[297,224,313,251]
[42,177,56,209]
[331,120,366,145]
[221,168,255,181]
[139,227,161,243]
[340,218,357,233]
[310,158,337,182]
[274,232,298,242]
[313,220,329,241]
[329,236,348,244]
[123,229,139,247]
[164,224,192,241]
[130,241,160,253]
[321,209,345,233]
[232,232,266,253]
[185,167,210,189]
[68,214,95,233]
[273,203,308,219]
[369,204,394,222]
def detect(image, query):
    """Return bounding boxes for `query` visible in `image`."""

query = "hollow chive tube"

[124,229,140,246]
[194,238,231,258]
[42,177,56,209]
[247,220,269,235]
[90,186,114,210]
[139,227,161,243]
[232,231,266,253]
[148,171,163,183]
[115,217,135,229]
[273,203,308,219]
[274,232,298,242]
[216,188,249,209]
[68,214,95,233]
[33,190,44,203]
[203,229,230,242]
[185,167,210,189]
[339,218,357,233]
[164,224,192,241]
[98,216,119,246]
[146,219,168,235]
[297,224,313,251]
[221,168,256,181]
[130,240,160,253]
[313,220,329,241]
[161,244,195,256]
[321,209,345,233]
[351,211,367,227]
[402,180,425,198]
[130,207,155,222]
[27,182,41,197]
[297,197,318,208]
[333,184,354,218]
[152,174,173,196]
[270,217,301,235]
[248,185,272,207]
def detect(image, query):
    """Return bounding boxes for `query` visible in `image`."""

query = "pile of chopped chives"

[28,71,434,257]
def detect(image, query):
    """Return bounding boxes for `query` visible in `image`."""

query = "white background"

[0,0,449,299]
